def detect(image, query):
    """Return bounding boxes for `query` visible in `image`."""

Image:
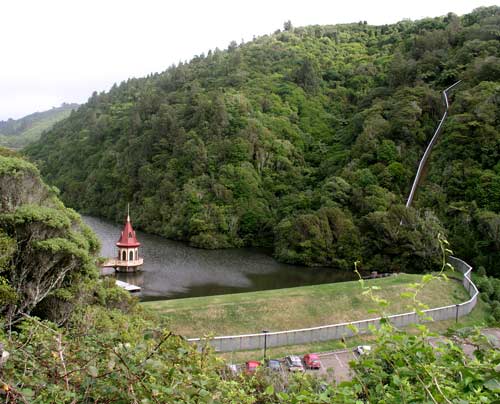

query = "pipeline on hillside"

[405,80,462,208]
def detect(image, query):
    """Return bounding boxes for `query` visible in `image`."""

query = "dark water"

[83,216,357,300]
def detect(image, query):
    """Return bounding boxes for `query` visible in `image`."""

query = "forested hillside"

[0,103,78,149]
[26,7,500,274]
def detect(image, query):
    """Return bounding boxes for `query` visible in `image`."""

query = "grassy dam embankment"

[143,273,468,338]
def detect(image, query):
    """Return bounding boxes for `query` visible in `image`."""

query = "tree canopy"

[25,6,500,275]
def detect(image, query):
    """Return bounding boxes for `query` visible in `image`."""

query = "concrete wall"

[188,257,479,352]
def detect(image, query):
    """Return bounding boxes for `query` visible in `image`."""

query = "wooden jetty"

[115,280,141,293]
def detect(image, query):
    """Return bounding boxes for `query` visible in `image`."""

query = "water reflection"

[83,216,357,300]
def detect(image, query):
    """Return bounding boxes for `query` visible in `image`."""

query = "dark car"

[303,353,321,369]
[265,359,282,371]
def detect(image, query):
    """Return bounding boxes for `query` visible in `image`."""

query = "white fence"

[187,257,479,352]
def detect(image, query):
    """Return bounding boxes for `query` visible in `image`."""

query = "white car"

[355,345,372,355]
[284,355,305,372]
[226,364,239,375]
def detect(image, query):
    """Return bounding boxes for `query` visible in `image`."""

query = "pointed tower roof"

[116,207,141,248]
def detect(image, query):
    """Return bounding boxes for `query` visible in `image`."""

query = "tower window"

[129,250,134,261]
[122,251,126,261]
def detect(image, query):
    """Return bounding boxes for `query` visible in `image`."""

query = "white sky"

[0,0,495,120]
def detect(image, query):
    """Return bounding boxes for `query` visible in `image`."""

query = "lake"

[83,215,357,301]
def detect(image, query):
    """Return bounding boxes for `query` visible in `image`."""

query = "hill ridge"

[0,103,79,149]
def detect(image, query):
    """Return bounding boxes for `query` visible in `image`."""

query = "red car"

[303,353,321,369]
[245,360,261,373]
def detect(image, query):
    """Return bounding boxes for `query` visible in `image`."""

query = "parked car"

[284,355,305,372]
[265,359,282,371]
[303,353,321,369]
[245,360,261,373]
[355,345,372,355]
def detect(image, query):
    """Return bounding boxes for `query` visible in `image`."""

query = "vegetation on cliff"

[25,7,500,274]
[0,148,98,325]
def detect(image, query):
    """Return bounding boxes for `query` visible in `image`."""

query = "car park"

[303,353,321,369]
[265,358,282,371]
[284,355,305,372]
[355,345,372,355]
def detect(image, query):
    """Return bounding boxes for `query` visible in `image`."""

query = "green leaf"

[20,388,35,398]
[265,385,275,395]
[88,365,98,378]
[484,378,500,392]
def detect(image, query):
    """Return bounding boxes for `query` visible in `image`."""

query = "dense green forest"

[0,103,78,150]
[1,149,498,402]
[26,7,500,275]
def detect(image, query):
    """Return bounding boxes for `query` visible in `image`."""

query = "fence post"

[455,304,459,323]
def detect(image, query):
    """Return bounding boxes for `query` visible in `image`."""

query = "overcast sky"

[0,0,495,120]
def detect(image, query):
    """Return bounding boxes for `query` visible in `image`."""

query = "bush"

[476,276,494,300]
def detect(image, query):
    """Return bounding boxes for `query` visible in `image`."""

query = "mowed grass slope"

[143,274,470,338]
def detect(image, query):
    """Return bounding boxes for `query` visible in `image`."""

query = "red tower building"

[115,208,143,272]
